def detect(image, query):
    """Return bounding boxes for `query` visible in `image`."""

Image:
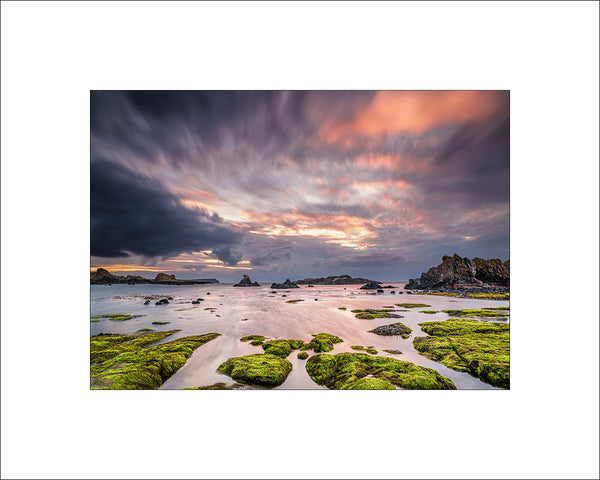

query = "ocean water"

[91,283,509,390]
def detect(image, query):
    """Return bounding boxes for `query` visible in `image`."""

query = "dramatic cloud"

[91,159,243,264]
[91,91,509,280]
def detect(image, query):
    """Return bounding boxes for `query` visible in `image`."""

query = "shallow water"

[91,283,509,390]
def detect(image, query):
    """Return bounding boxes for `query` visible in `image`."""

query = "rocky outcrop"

[90,268,218,285]
[472,258,510,287]
[270,279,299,289]
[295,275,377,285]
[154,273,176,283]
[405,254,509,291]
[360,281,383,290]
[233,274,260,287]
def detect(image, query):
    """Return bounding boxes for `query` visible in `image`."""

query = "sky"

[91,90,509,282]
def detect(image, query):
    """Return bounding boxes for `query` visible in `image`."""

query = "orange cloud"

[324,91,507,141]
[244,211,376,250]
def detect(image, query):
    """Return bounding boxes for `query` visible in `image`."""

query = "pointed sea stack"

[233,274,260,287]
[270,279,299,289]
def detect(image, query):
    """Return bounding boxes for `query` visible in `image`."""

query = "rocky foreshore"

[90,268,219,285]
[295,274,378,285]
[405,254,509,291]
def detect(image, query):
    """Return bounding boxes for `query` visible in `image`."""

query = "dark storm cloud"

[91,159,243,263]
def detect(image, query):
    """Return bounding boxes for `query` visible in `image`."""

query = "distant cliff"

[90,268,219,285]
[405,254,509,290]
[295,275,377,285]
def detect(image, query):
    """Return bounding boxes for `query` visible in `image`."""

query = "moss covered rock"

[90,330,220,389]
[414,319,509,389]
[301,333,343,352]
[297,351,309,360]
[217,354,292,387]
[350,377,396,390]
[306,353,455,390]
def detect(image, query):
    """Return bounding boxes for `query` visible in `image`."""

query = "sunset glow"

[91,91,509,281]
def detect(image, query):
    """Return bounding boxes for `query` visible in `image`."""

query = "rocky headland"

[90,268,219,285]
[233,274,260,287]
[295,274,378,285]
[405,254,509,293]
[270,279,299,289]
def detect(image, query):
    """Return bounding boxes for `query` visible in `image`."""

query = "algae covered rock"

[261,339,293,358]
[90,330,220,389]
[297,351,309,360]
[414,319,509,388]
[350,378,396,390]
[217,353,292,387]
[306,352,455,390]
[301,333,343,353]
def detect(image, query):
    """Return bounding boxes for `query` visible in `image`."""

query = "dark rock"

[369,323,412,337]
[155,298,169,305]
[233,274,260,287]
[405,254,510,291]
[360,281,383,290]
[376,289,384,294]
[390,291,395,294]
[296,275,378,285]
[143,300,151,305]
[91,268,219,285]
[270,279,299,289]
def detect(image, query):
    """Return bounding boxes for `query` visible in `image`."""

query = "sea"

[90,282,509,389]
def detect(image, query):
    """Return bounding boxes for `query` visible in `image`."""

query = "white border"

[1,2,599,479]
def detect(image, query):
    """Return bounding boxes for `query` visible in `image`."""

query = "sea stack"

[270,279,299,289]
[233,274,260,287]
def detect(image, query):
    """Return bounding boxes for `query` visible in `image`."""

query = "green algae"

[395,303,430,308]
[306,353,455,390]
[350,377,396,390]
[441,309,509,318]
[90,313,144,322]
[240,335,265,343]
[217,353,292,387]
[152,321,170,325]
[351,345,377,355]
[416,292,509,300]
[413,319,509,389]
[352,308,396,320]
[261,339,293,358]
[285,299,304,304]
[174,306,199,311]
[337,307,347,310]
[90,330,220,389]
[301,333,343,353]
[185,382,246,390]
[250,339,264,346]
[419,310,438,314]
[297,351,309,360]
[383,349,403,355]
[204,307,216,311]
